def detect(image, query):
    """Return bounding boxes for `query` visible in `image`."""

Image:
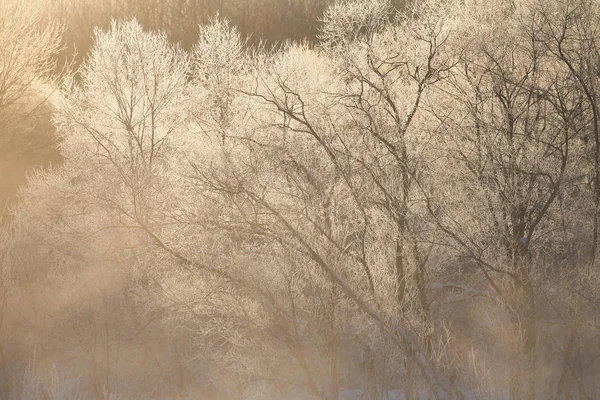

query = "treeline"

[3,0,600,399]
[49,0,406,57]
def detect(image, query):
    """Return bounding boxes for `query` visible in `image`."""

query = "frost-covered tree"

[54,19,190,228]
[1,19,195,398]
[422,0,600,398]
[184,0,464,397]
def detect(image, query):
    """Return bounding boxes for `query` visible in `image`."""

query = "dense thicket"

[4,0,600,399]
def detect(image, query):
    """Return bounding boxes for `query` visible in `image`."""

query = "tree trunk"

[509,281,536,400]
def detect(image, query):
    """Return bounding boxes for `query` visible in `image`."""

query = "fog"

[1,0,600,399]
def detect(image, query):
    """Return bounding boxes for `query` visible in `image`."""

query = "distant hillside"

[49,0,407,67]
